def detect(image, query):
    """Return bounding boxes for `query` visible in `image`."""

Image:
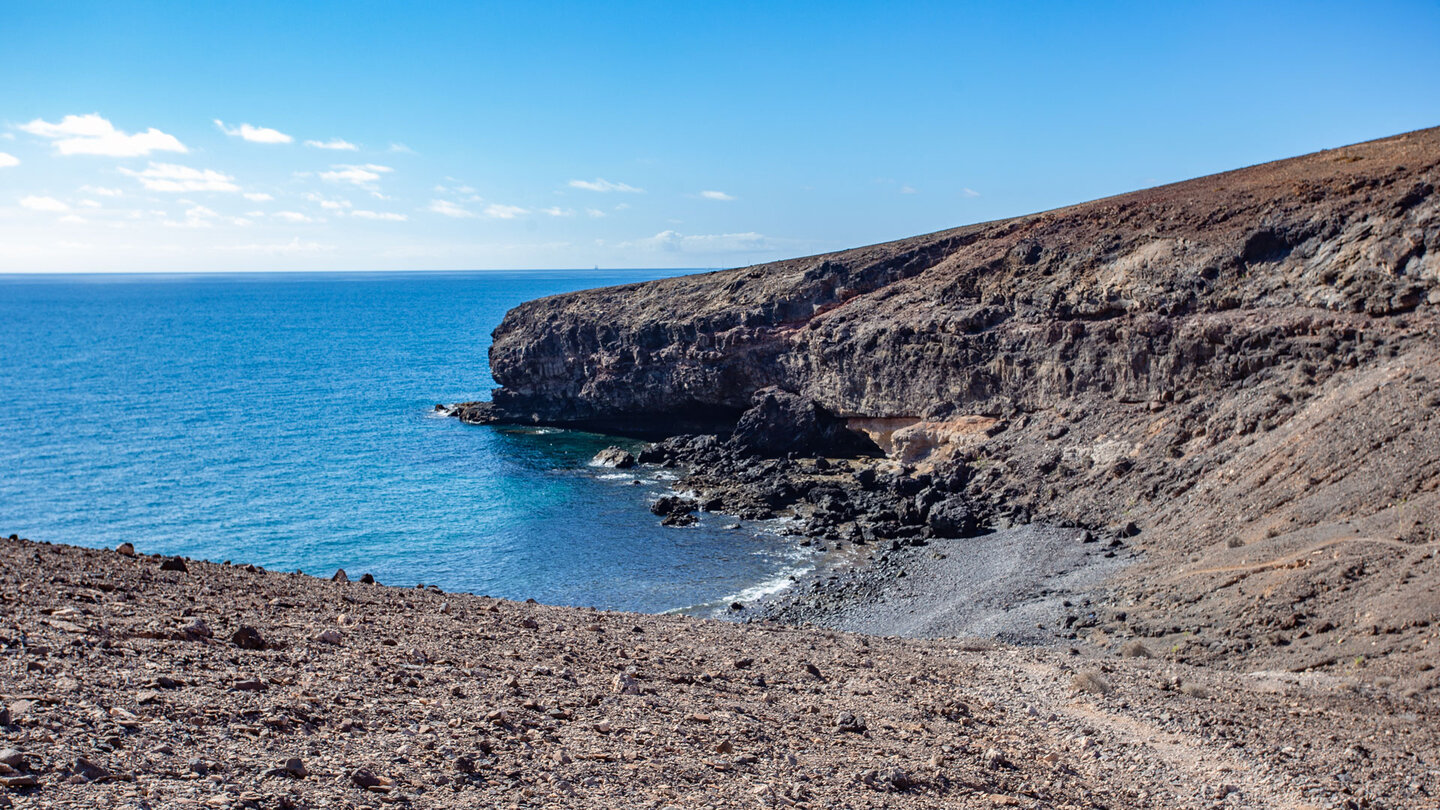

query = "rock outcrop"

[471,128,1440,679]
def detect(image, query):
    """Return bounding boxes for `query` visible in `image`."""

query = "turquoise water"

[0,271,811,614]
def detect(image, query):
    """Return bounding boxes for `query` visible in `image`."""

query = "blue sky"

[1,1,1437,272]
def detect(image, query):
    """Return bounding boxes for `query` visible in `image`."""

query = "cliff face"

[482,128,1440,677]
[490,128,1439,433]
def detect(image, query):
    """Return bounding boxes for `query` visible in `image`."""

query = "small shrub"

[1226,537,1244,549]
[1180,682,1210,699]
[1072,670,1112,695]
[1119,640,1153,658]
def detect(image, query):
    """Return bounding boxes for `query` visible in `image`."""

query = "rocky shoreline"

[450,127,1440,688]
[446,385,1145,651]
[4,535,1437,809]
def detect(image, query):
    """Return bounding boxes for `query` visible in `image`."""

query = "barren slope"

[2,538,1436,808]
[478,128,1440,680]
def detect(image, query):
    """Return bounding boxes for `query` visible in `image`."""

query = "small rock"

[0,750,24,769]
[732,657,754,669]
[359,573,376,584]
[0,775,37,789]
[314,629,342,645]
[159,556,188,572]
[188,759,208,776]
[350,768,382,789]
[612,673,641,695]
[230,625,267,650]
[115,542,135,557]
[835,712,866,733]
[983,748,1012,770]
[231,679,268,693]
[592,446,636,468]
[283,758,307,778]
[183,618,212,640]
[72,757,109,782]
[332,569,349,583]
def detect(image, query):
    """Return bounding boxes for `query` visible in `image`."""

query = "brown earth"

[2,537,1438,809]
[470,127,1440,684]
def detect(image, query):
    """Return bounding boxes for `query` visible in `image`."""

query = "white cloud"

[388,143,415,154]
[962,188,981,198]
[305,138,358,151]
[119,162,240,193]
[304,192,351,210]
[585,208,606,218]
[320,164,392,187]
[162,205,250,229]
[242,192,274,202]
[224,238,335,255]
[58,214,88,224]
[350,210,407,221]
[20,113,187,157]
[80,185,123,197]
[900,185,917,194]
[484,204,527,219]
[427,199,474,218]
[274,211,317,223]
[569,178,643,193]
[540,206,573,217]
[0,152,18,168]
[20,196,70,212]
[698,190,735,201]
[79,199,102,208]
[624,229,771,253]
[214,120,293,144]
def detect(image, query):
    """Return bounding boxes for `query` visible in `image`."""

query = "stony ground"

[2,537,1437,809]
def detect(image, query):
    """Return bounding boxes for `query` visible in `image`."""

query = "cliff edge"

[476,128,1440,682]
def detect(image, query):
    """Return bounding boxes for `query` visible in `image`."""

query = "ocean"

[0,270,814,615]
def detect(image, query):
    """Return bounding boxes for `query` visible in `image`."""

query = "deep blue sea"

[0,271,813,615]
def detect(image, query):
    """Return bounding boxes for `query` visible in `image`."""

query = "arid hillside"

[474,128,1440,681]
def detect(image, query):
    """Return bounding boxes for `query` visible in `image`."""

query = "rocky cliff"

[474,128,1440,680]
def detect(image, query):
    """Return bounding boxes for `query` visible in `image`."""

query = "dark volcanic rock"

[730,387,875,458]
[592,446,636,468]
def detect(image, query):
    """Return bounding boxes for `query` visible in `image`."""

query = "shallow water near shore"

[0,270,813,614]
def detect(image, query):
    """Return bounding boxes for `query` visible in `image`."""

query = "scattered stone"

[159,556,188,572]
[230,625,267,650]
[332,569,349,583]
[359,573,376,584]
[835,712,866,733]
[115,542,136,557]
[314,629,343,645]
[231,679,268,693]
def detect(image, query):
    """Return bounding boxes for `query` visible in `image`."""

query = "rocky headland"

[454,127,1440,689]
